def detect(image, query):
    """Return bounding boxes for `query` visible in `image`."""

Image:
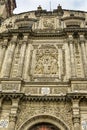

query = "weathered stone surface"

[0,2,87,130]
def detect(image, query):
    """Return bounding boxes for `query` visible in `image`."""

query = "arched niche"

[18,115,70,130]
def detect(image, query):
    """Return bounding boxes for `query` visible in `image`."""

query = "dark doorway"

[29,123,60,130]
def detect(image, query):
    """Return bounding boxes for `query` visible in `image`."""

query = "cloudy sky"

[14,0,87,14]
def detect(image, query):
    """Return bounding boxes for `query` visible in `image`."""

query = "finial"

[37,5,42,11]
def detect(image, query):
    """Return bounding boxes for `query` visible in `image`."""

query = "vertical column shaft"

[69,35,76,77]
[58,46,63,80]
[65,42,71,79]
[17,35,28,78]
[23,42,32,81]
[1,36,17,78]
[80,35,87,77]
[0,40,7,73]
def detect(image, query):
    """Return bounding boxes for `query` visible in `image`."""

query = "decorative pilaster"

[65,42,71,79]
[0,40,8,74]
[23,41,33,81]
[80,35,87,77]
[9,114,17,130]
[1,36,17,78]
[69,35,76,78]
[58,46,63,80]
[17,35,28,78]
[72,99,81,130]
[0,98,2,114]
[9,99,19,130]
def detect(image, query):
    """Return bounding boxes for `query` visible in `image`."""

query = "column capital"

[68,35,73,43]
[2,39,8,47]
[72,99,80,109]
[22,35,28,43]
[11,35,18,43]
[80,35,85,43]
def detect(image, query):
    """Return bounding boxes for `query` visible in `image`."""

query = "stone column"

[0,40,8,73]
[65,42,71,80]
[23,41,33,81]
[0,98,2,115]
[17,35,28,78]
[72,99,81,130]
[58,46,63,80]
[69,35,76,78]
[9,99,19,130]
[1,36,17,78]
[80,35,87,77]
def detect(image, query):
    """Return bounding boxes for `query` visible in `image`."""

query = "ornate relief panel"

[30,44,59,82]
[43,17,55,29]
[16,101,72,130]
[29,42,66,82]
[34,47,58,75]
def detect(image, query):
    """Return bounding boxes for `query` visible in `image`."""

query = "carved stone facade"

[0,2,87,130]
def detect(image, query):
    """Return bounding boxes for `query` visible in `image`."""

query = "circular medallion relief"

[41,87,50,95]
[81,120,87,130]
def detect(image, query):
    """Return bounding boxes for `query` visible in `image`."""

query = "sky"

[14,0,87,14]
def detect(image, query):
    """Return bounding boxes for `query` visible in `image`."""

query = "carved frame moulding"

[29,42,66,82]
[18,115,70,130]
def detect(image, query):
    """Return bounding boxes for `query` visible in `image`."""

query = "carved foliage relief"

[16,101,72,130]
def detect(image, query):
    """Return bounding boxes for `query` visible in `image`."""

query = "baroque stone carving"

[11,44,21,78]
[16,102,72,130]
[74,40,83,77]
[34,47,58,75]
[43,18,55,29]
[1,83,21,92]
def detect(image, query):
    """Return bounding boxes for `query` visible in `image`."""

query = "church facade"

[0,0,87,130]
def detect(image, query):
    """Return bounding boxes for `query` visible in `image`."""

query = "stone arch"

[18,115,70,130]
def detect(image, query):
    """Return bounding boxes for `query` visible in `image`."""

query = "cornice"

[64,28,87,33]
[62,16,85,21]
[0,92,87,102]
[1,29,67,38]
[0,92,24,99]
[67,92,87,100]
